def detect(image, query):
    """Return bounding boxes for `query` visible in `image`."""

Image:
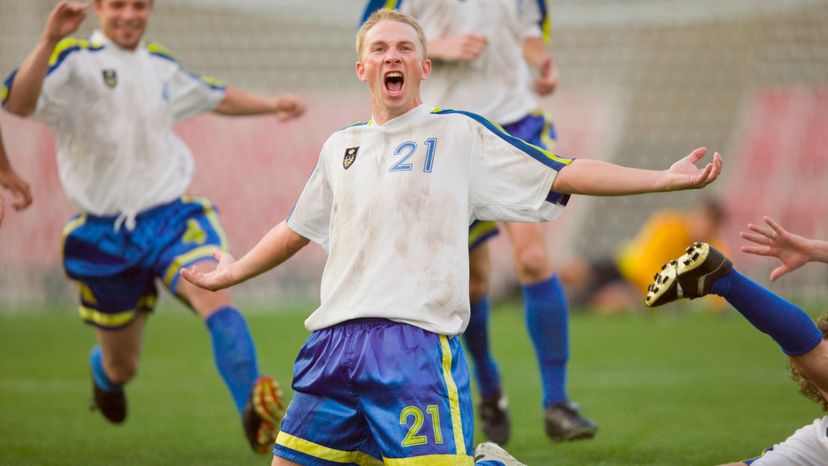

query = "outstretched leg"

[646,242,823,357]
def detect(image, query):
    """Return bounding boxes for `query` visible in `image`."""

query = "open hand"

[179,248,239,291]
[740,216,812,281]
[662,147,723,191]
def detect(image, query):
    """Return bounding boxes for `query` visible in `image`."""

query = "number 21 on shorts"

[400,404,443,447]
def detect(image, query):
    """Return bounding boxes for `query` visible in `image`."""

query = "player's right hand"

[180,248,239,291]
[43,1,88,44]
[430,34,487,62]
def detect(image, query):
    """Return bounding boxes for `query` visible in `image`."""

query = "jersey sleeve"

[360,0,406,24]
[748,418,828,466]
[286,144,333,251]
[521,0,551,43]
[3,38,84,124]
[458,110,571,222]
[148,43,226,122]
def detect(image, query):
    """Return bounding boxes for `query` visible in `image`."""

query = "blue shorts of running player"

[62,195,228,329]
[469,109,557,251]
[274,318,475,465]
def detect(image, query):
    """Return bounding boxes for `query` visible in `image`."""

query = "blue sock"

[90,345,121,392]
[206,307,260,414]
[523,274,569,408]
[462,297,502,399]
[711,270,823,356]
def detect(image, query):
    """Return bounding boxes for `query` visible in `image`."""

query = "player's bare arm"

[181,221,309,291]
[427,34,487,62]
[213,87,306,121]
[523,36,558,96]
[740,216,828,280]
[551,147,723,196]
[5,1,87,116]
[0,128,33,212]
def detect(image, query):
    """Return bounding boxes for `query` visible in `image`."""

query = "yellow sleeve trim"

[146,41,178,62]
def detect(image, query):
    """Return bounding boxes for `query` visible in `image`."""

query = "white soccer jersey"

[387,0,548,124]
[748,416,828,466]
[1,30,225,227]
[287,104,571,335]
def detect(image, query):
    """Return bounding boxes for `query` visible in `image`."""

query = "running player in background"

[183,9,722,464]
[2,0,304,453]
[360,0,595,443]
[646,218,828,465]
[0,124,33,227]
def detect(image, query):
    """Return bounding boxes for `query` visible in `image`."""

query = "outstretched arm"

[212,86,305,121]
[0,127,32,213]
[551,147,723,196]
[740,216,828,281]
[5,1,87,116]
[180,221,310,291]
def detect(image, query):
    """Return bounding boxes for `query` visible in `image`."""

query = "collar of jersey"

[90,30,145,53]
[368,103,431,131]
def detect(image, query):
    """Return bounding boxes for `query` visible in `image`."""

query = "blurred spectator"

[561,198,729,312]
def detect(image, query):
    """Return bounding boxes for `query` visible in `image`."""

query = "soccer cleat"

[645,242,732,308]
[478,391,511,445]
[242,376,286,454]
[90,381,127,424]
[474,441,526,466]
[544,401,598,442]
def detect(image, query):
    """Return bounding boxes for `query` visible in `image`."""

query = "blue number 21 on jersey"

[390,138,438,173]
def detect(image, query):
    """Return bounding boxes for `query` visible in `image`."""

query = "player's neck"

[370,96,423,126]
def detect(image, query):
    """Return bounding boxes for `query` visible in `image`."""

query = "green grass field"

[0,301,819,466]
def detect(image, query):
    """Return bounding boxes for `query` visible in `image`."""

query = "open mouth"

[384,71,404,93]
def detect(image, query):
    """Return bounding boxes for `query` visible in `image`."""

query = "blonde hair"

[356,9,428,59]
[790,314,828,412]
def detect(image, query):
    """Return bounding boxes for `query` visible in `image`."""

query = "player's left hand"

[0,168,33,211]
[740,216,812,281]
[180,248,239,291]
[534,58,558,96]
[662,147,723,191]
[274,94,305,122]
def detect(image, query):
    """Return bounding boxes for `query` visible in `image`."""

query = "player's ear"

[355,60,367,83]
[421,58,431,80]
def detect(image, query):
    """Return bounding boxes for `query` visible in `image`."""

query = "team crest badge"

[102,69,118,88]
[343,146,359,169]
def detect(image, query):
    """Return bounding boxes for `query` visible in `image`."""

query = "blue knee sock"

[523,274,569,408]
[206,307,260,414]
[90,345,121,392]
[462,297,502,399]
[711,270,823,356]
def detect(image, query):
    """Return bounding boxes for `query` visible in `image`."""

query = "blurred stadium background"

[1,0,826,309]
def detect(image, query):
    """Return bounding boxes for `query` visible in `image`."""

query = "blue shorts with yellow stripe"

[274,319,475,465]
[61,196,228,329]
[468,110,557,251]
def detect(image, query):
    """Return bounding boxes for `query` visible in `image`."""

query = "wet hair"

[356,9,428,59]
[789,314,828,412]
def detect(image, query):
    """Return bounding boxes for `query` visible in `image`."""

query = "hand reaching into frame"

[740,216,825,281]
